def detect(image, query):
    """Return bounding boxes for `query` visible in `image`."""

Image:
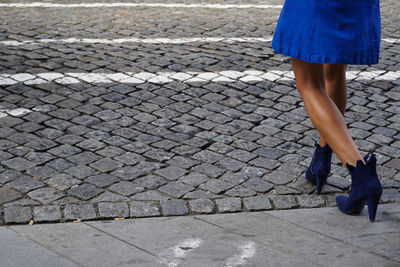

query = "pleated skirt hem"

[272,41,380,65]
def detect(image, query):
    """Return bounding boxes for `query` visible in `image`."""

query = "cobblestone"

[64,204,96,221]
[134,175,167,190]
[221,172,248,185]
[27,166,57,179]
[98,202,129,218]
[2,157,36,171]
[269,195,299,209]
[192,163,225,178]
[192,150,224,164]
[65,165,98,180]
[130,201,160,217]
[3,198,38,207]
[225,186,257,197]
[296,195,326,208]
[85,173,119,188]
[215,157,245,171]
[188,198,216,214]
[27,188,65,204]
[199,179,234,194]
[326,175,351,190]
[155,166,187,181]
[6,176,45,193]
[226,149,257,162]
[67,183,104,200]
[158,181,195,198]
[215,197,242,212]
[243,195,272,211]
[0,186,23,204]
[33,205,61,222]
[160,199,188,216]
[46,174,80,191]
[90,158,123,173]
[263,170,297,185]
[4,205,32,224]
[242,178,274,193]
[381,189,400,203]
[109,181,144,196]
[90,191,128,203]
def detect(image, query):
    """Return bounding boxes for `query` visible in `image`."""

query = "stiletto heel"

[315,174,327,195]
[336,154,382,222]
[366,194,381,222]
[306,139,332,194]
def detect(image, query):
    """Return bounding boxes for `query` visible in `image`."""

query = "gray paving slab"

[0,226,77,267]
[87,215,301,266]
[9,222,164,267]
[266,203,400,262]
[198,212,398,266]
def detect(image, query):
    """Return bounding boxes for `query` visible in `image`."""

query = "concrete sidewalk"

[1,203,399,267]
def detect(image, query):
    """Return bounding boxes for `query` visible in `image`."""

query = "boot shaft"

[311,142,332,174]
[346,154,382,197]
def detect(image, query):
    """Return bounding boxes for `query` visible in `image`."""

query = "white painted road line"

[225,241,256,267]
[1,37,398,46]
[158,238,203,267]
[0,37,273,46]
[0,2,283,9]
[0,70,399,86]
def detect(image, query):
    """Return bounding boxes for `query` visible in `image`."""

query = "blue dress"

[272,0,381,65]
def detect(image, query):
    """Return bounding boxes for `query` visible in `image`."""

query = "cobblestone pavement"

[0,0,399,225]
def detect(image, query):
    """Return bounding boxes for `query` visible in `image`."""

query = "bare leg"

[291,58,363,167]
[319,64,347,147]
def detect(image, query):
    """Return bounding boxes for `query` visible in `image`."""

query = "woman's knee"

[291,58,325,93]
[296,82,325,97]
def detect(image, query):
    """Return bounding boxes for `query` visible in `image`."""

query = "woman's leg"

[291,58,363,167]
[318,64,348,147]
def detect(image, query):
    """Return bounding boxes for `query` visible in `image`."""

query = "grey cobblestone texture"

[64,204,97,221]
[4,205,32,224]
[33,205,61,222]
[188,198,216,214]
[130,201,160,217]
[243,195,272,211]
[98,202,129,218]
[0,0,399,224]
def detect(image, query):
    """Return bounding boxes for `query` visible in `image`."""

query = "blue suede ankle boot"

[305,140,333,194]
[336,154,382,222]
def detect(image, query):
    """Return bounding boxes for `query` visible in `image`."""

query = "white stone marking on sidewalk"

[37,72,65,81]
[54,76,80,84]
[0,108,32,118]
[0,37,273,46]
[225,241,256,267]
[1,70,399,86]
[10,73,36,82]
[158,238,203,267]
[0,2,283,9]
[66,72,111,83]
[212,75,234,83]
[0,77,16,85]
[2,37,398,46]
[219,70,245,79]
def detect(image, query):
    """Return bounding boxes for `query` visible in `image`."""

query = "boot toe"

[336,195,365,215]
